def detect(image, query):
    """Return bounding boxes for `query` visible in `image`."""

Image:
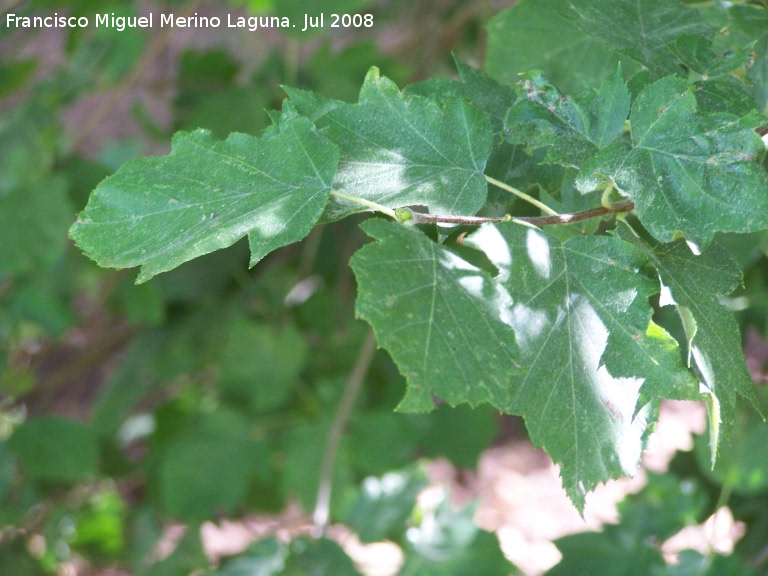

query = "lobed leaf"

[353,220,695,509]
[69,106,338,283]
[485,0,623,93]
[620,227,760,458]
[505,67,630,167]
[288,67,493,222]
[577,76,768,246]
[560,0,714,77]
[467,224,694,508]
[350,219,520,412]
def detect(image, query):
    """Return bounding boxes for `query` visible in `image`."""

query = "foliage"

[2,0,768,574]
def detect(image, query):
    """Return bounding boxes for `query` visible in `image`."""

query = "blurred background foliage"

[1,0,768,574]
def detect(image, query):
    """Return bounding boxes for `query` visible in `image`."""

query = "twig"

[403,199,634,227]
[312,330,378,534]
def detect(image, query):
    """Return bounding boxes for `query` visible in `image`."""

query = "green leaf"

[69,106,339,282]
[485,0,624,94]
[620,227,759,455]
[693,80,760,117]
[615,472,707,542]
[349,411,422,475]
[8,417,98,484]
[673,34,754,78]
[345,467,428,543]
[155,410,264,520]
[577,76,768,246]
[466,224,694,508]
[0,178,72,275]
[352,220,694,509]
[451,57,517,136]
[561,0,714,77]
[548,530,664,576]
[420,404,499,468]
[350,219,521,413]
[405,57,516,138]
[719,3,768,113]
[217,319,307,413]
[289,68,493,221]
[505,67,630,167]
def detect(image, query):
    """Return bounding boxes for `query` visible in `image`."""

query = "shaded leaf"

[70,106,338,282]
[0,178,72,275]
[8,417,98,484]
[485,0,624,94]
[217,319,307,413]
[156,410,264,520]
[620,227,759,455]
[505,67,630,167]
[561,0,713,77]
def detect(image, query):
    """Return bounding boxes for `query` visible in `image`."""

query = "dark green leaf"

[217,319,307,413]
[156,410,264,520]
[290,68,493,222]
[349,411,422,475]
[453,57,517,135]
[615,472,707,542]
[620,227,758,454]
[578,76,768,246]
[70,106,338,282]
[693,80,759,116]
[665,550,756,576]
[0,178,72,275]
[725,4,768,112]
[485,0,624,93]
[561,0,713,77]
[350,219,521,413]
[505,67,629,167]
[420,404,499,468]
[674,34,753,78]
[8,417,98,484]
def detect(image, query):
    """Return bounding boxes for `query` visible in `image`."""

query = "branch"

[399,199,635,227]
[312,330,378,535]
